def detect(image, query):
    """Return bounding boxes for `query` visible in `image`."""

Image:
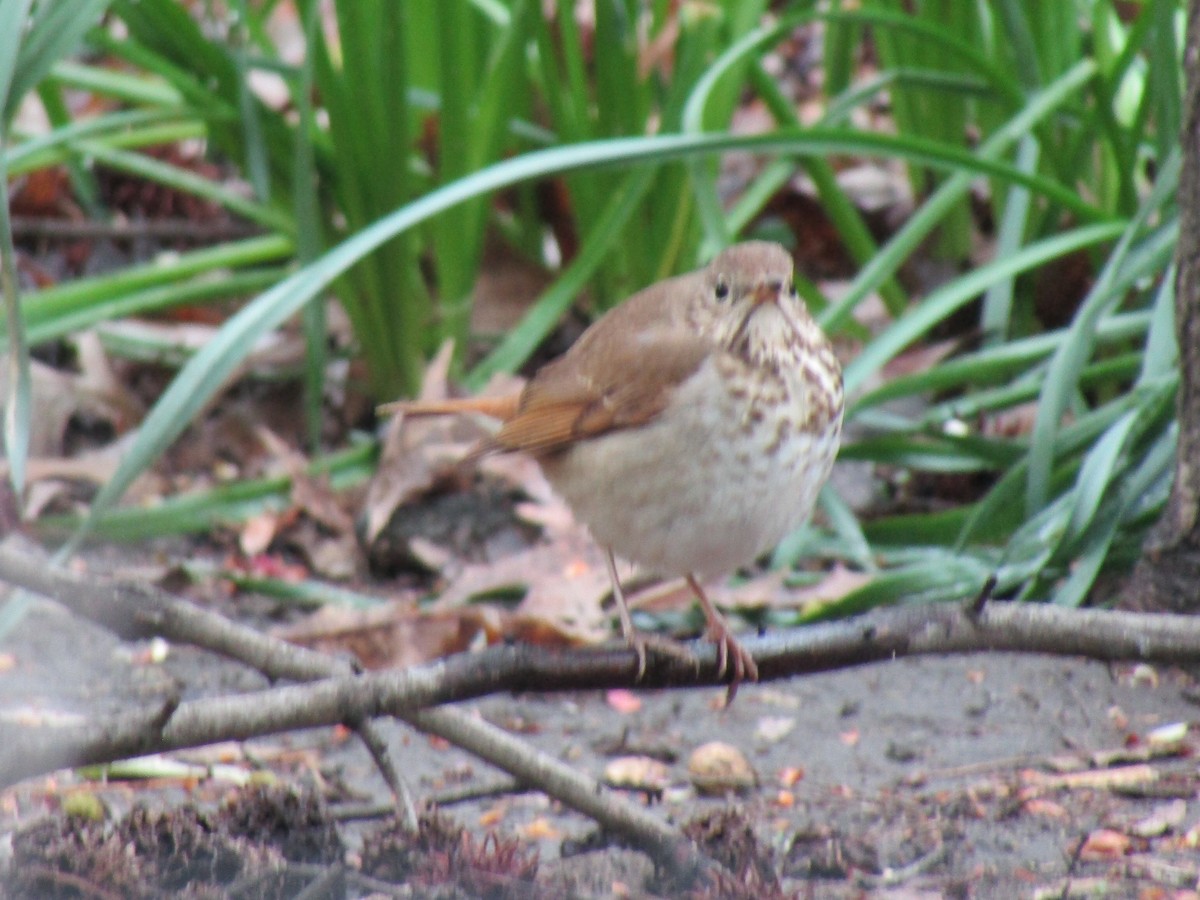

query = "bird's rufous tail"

[377,394,521,421]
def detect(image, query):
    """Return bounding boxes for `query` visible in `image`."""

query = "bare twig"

[331,777,524,821]
[408,707,706,879]
[10,592,1200,784]
[11,215,262,242]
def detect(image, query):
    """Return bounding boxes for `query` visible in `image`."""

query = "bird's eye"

[787,279,798,298]
[715,279,730,301]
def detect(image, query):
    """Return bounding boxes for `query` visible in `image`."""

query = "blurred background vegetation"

[0,0,1185,621]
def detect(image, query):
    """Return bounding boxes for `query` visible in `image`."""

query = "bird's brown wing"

[488,279,710,454]
[489,335,708,454]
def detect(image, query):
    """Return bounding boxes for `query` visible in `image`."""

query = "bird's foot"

[686,575,759,704]
[625,631,701,680]
[704,619,759,703]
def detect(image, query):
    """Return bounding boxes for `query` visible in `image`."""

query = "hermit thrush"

[381,241,843,692]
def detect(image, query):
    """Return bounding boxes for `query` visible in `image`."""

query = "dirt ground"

[3,587,1200,898]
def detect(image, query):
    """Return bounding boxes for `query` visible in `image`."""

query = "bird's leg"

[603,548,646,679]
[603,549,698,680]
[686,574,760,700]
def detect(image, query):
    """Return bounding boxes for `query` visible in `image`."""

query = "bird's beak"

[752,280,783,305]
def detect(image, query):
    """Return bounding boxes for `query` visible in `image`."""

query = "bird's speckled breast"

[539,350,843,578]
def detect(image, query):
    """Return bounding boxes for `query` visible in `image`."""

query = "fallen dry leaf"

[780,565,876,614]
[434,526,612,642]
[0,356,130,465]
[240,511,280,556]
[478,804,506,828]
[229,553,308,583]
[778,766,805,788]
[706,567,867,614]
[518,817,561,841]
[364,343,520,550]
[21,478,75,520]
[1130,799,1187,838]
[983,401,1042,439]
[278,585,591,668]
[605,689,642,715]
[1078,828,1133,861]
[255,426,355,535]
[1021,798,1068,820]
[604,756,672,793]
[275,602,495,670]
[304,531,359,581]
[477,453,558,506]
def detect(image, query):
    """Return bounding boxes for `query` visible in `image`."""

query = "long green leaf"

[0,0,37,497]
[0,0,36,114]
[5,0,111,121]
[1026,149,1180,512]
[820,58,1100,336]
[842,221,1125,395]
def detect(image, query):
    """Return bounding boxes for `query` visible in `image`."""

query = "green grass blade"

[981,135,1039,345]
[1052,404,1177,607]
[4,0,110,121]
[464,166,655,390]
[47,58,182,106]
[0,154,29,495]
[28,268,286,347]
[1064,410,1139,543]
[39,440,375,542]
[1026,150,1180,512]
[842,221,1126,396]
[1140,265,1178,383]
[7,108,182,172]
[795,552,992,621]
[0,0,36,496]
[10,235,293,343]
[852,310,1150,413]
[820,58,1100,336]
[292,2,324,451]
[0,0,36,113]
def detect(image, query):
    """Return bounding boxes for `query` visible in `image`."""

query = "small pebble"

[687,741,758,795]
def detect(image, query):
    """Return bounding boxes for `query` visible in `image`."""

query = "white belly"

[539,358,841,578]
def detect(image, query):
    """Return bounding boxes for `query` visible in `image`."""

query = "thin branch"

[0,543,337,680]
[11,215,262,242]
[407,706,709,882]
[8,595,1200,783]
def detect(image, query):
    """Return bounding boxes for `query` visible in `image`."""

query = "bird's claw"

[625,632,702,681]
[705,622,759,704]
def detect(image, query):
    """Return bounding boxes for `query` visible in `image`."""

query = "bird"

[381,241,843,694]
